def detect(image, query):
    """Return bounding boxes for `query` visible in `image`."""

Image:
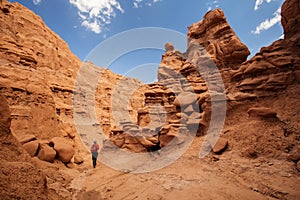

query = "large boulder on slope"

[37,144,56,162]
[50,137,75,163]
[23,140,39,157]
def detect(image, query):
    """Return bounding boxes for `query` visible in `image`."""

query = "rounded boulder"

[50,137,75,163]
[37,144,56,162]
[173,92,198,107]
[23,140,40,157]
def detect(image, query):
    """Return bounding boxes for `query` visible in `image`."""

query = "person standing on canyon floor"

[90,140,100,168]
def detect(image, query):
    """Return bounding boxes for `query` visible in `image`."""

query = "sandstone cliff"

[0,94,48,199]
[229,0,300,100]
[108,7,252,153]
[0,0,146,162]
[0,0,80,142]
[224,0,300,160]
[153,0,300,161]
[0,0,148,197]
[187,8,250,69]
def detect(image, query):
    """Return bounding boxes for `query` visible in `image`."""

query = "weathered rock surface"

[229,0,300,100]
[23,140,39,157]
[287,149,300,163]
[0,94,10,134]
[0,162,48,199]
[0,94,48,199]
[0,0,147,163]
[17,134,36,144]
[173,92,198,107]
[230,39,300,98]
[187,9,250,69]
[297,161,300,172]
[50,137,74,163]
[75,61,148,155]
[281,0,300,42]
[74,155,84,164]
[105,5,253,152]
[106,81,196,152]
[0,0,81,143]
[164,42,175,52]
[37,143,56,162]
[211,137,228,154]
[247,107,277,118]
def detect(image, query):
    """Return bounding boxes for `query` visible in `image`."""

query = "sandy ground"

[65,137,300,200]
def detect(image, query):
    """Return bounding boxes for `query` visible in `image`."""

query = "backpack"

[91,144,99,152]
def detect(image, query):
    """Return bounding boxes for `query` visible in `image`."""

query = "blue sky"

[9,0,284,82]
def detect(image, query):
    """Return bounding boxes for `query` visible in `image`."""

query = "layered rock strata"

[0,0,81,145]
[187,9,250,69]
[228,0,300,100]
[106,7,251,153]
[0,94,48,199]
[0,0,146,162]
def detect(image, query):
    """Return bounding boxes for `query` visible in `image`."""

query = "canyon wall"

[0,0,146,163]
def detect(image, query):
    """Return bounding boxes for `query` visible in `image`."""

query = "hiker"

[90,140,99,168]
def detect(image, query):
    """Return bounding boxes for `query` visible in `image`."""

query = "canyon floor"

[60,136,299,200]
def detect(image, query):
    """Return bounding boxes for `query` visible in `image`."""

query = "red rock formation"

[106,82,192,152]
[50,137,75,163]
[0,94,48,199]
[229,0,300,100]
[281,0,300,42]
[0,0,81,142]
[106,7,250,152]
[0,0,80,73]
[187,8,250,69]
[149,0,299,158]
[0,0,147,161]
[0,0,149,197]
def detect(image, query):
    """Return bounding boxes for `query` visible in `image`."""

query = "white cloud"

[69,0,162,33]
[252,7,281,34]
[133,0,143,8]
[69,0,124,34]
[82,20,101,34]
[254,0,274,11]
[133,2,139,8]
[78,12,87,20]
[133,0,161,8]
[254,0,263,10]
[33,0,41,5]
[206,0,219,11]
